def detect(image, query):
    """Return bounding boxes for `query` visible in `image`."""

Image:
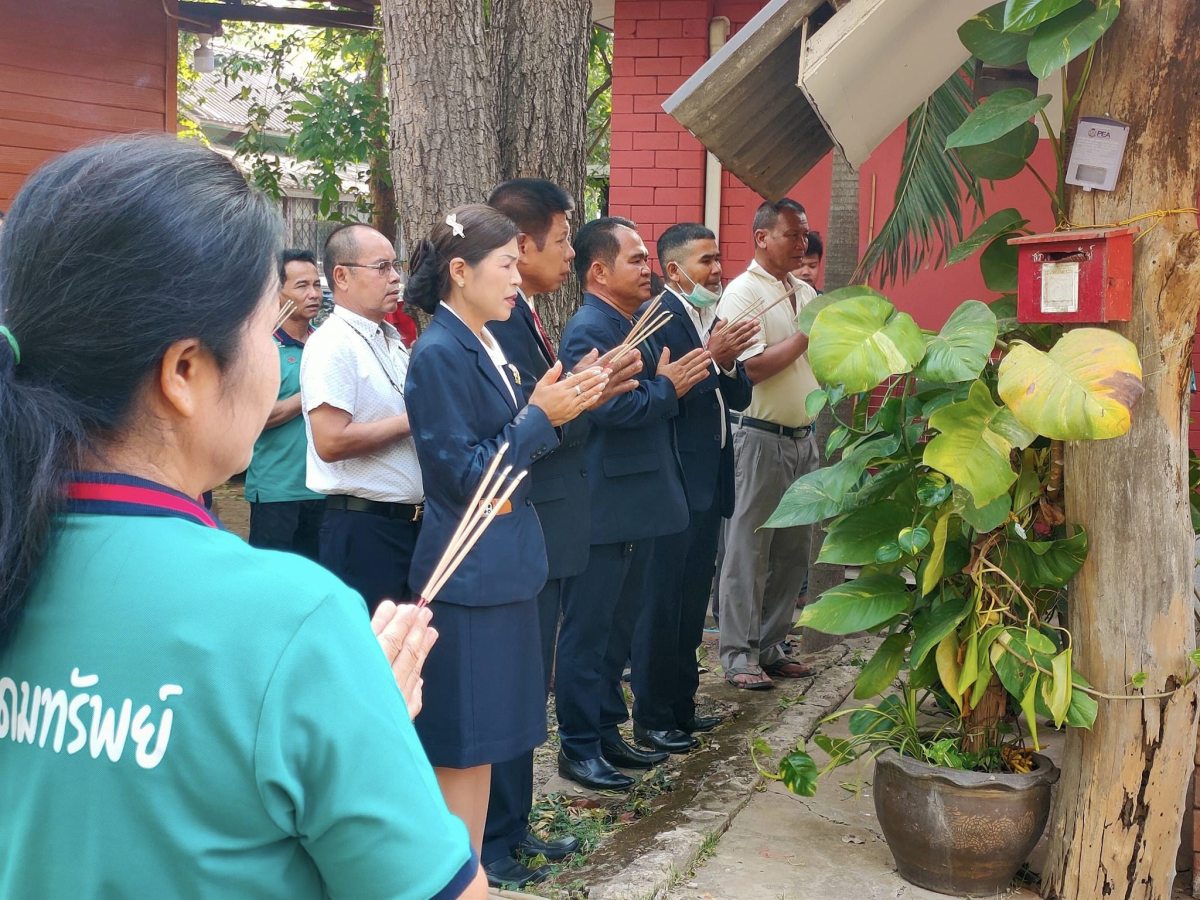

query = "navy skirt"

[414,595,547,768]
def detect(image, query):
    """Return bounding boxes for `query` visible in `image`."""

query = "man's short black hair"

[322,223,376,287]
[279,248,318,283]
[573,216,637,286]
[752,198,807,234]
[804,230,824,260]
[657,223,716,271]
[487,179,574,249]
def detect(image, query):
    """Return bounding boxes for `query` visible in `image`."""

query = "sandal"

[724,666,775,691]
[763,659,816,678]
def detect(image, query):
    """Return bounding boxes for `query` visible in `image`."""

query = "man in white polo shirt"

[301,223,424,614]
[714,199,819,690]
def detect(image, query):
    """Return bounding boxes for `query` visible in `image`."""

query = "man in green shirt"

[245,250,325,558]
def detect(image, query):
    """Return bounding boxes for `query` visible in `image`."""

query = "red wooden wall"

[0,0,178,211]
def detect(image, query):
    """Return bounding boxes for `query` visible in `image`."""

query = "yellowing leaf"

[936,632,964,712]
[1021,670,1041,751]
[924,380,1036,505]
[1047,649,1073,727]
[921,510,952,596]
[998,329,1143,440]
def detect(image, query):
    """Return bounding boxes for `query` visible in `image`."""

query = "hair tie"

[0,325,19,366]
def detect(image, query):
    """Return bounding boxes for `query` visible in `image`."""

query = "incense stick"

[273,300,296,332]
[609,312,674,365]
[706,282,802,346]
[418,444,511,604]
[423,469,529,603]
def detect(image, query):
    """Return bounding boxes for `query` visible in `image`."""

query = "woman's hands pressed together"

[371,601,439,720]
[528,360,609,426]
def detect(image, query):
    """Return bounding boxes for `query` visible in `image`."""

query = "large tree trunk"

[803,146,859,655]
[1043,4,1200,898]
[364,32,397,247]
[381,0,498,267]
[492,0,592,340]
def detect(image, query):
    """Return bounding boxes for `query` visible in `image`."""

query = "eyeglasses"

[342,260,400,275]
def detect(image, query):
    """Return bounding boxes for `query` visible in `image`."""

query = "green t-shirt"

[246,329,323,503]
[0,480,474,900]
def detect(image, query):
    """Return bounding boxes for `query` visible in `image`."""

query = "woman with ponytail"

[0,137,485,900]
[403,205,609,859]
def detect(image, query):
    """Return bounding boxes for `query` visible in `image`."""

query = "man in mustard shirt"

[714,199,820,690]
[246,250,325,559]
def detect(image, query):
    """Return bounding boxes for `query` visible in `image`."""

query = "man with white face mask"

[627,224,759,753]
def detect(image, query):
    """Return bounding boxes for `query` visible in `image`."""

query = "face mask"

[674,267,722,308]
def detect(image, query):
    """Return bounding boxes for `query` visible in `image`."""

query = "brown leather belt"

[326,495,424,521]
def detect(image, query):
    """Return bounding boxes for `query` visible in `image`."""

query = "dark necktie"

[529,305,556,363]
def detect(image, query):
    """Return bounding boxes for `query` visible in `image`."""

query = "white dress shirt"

[668,287,730,449]
[439,302,518,406]
[299,305,424,503]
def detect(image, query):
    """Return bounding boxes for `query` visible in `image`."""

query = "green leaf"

[949,208,1030,265]
[763,465,859,528]
[857,67,984,287]
[870,396,903,433]
[957,632,981,697]
[936,632,964,711]
[1004,528,1087,588]
[875,542,903,564]
[1025,625,1057,655]
[805,389,828,419]
[778,750,819,797]
[798,574,911,634]
[849,694,905,735]
[945,88,1052,150]
[799,285,879,335]
[916,473,954,508]
[954,484,1012,532]
[854,633,910,699]
[1027,1,1119,78]
[1045,650,1073,727]
[959,3,1033,65]
[924,380,1036,506]
[912,300,998,383]
[897,526,931,555]
[809,294,926,394]
[818,500,912,565]
[1005,0,1086,32]
[980,232,1020,292]
[920,510,953,595]
[911,598,970,668]
[1013,448,1041,514]
[1190,648,1200,669]
[998,330,1144,440]
[827,425,851,458]
[1064,670,1098,728]
[1021,669,1041,750]
[1130,670,1147,689]
[958,121,1039,180]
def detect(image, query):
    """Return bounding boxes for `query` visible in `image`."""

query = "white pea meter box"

[1066,116,1130,192]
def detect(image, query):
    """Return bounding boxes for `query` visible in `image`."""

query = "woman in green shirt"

[0,137,485,900]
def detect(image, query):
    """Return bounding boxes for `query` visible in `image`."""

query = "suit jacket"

[405,308,558,606]
[643,288,753,517]
[489,291,592,580]
[558,293,689,545]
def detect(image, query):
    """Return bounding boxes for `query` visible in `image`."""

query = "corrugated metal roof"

[181,68,294,135]
[662,0,831,202]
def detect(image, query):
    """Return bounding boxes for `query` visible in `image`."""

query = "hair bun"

[405,239,442,315]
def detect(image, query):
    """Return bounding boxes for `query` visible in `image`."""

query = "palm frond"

[856,66,984,288]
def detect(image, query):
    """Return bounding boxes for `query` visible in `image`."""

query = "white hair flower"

[446,213,465,238]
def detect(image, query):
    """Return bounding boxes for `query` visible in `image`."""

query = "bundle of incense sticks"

[705,281,803,347]
[416,442,529,607]
[273,299,296,331]
[608,292,673,365]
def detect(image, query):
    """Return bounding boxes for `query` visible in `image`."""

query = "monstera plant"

[759,285,1143,787]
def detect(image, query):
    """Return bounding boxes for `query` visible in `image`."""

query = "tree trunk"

[380,0,498,267]
[365,32,397,247]
[492,0,592,341]
[803,146,859,656]
[1043,4,1200,898]
[963,673,1006,756]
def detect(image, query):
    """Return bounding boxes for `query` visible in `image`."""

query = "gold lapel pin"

[509,364,522,386]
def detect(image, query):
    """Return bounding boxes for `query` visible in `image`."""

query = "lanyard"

[340,316,406,396]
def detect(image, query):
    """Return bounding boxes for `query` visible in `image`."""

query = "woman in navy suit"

[403,204,608,854]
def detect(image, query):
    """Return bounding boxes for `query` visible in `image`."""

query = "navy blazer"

[643,289,753,518]
[406,308,559,607]
[558,293,689,545]
[489,292,592,581]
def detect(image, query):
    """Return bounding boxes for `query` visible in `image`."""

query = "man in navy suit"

[631,224,759,753]
[555,217,713,791]
[481,181,641,886]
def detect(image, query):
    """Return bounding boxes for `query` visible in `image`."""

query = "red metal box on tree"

[1007,226,1138,324]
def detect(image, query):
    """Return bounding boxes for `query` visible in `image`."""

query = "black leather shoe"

[519,830,580,861]
[484,856,552,889]
[601,735,670,768]
[558,751,636,791]
[633,723,698,753]
[680,714,724,734]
